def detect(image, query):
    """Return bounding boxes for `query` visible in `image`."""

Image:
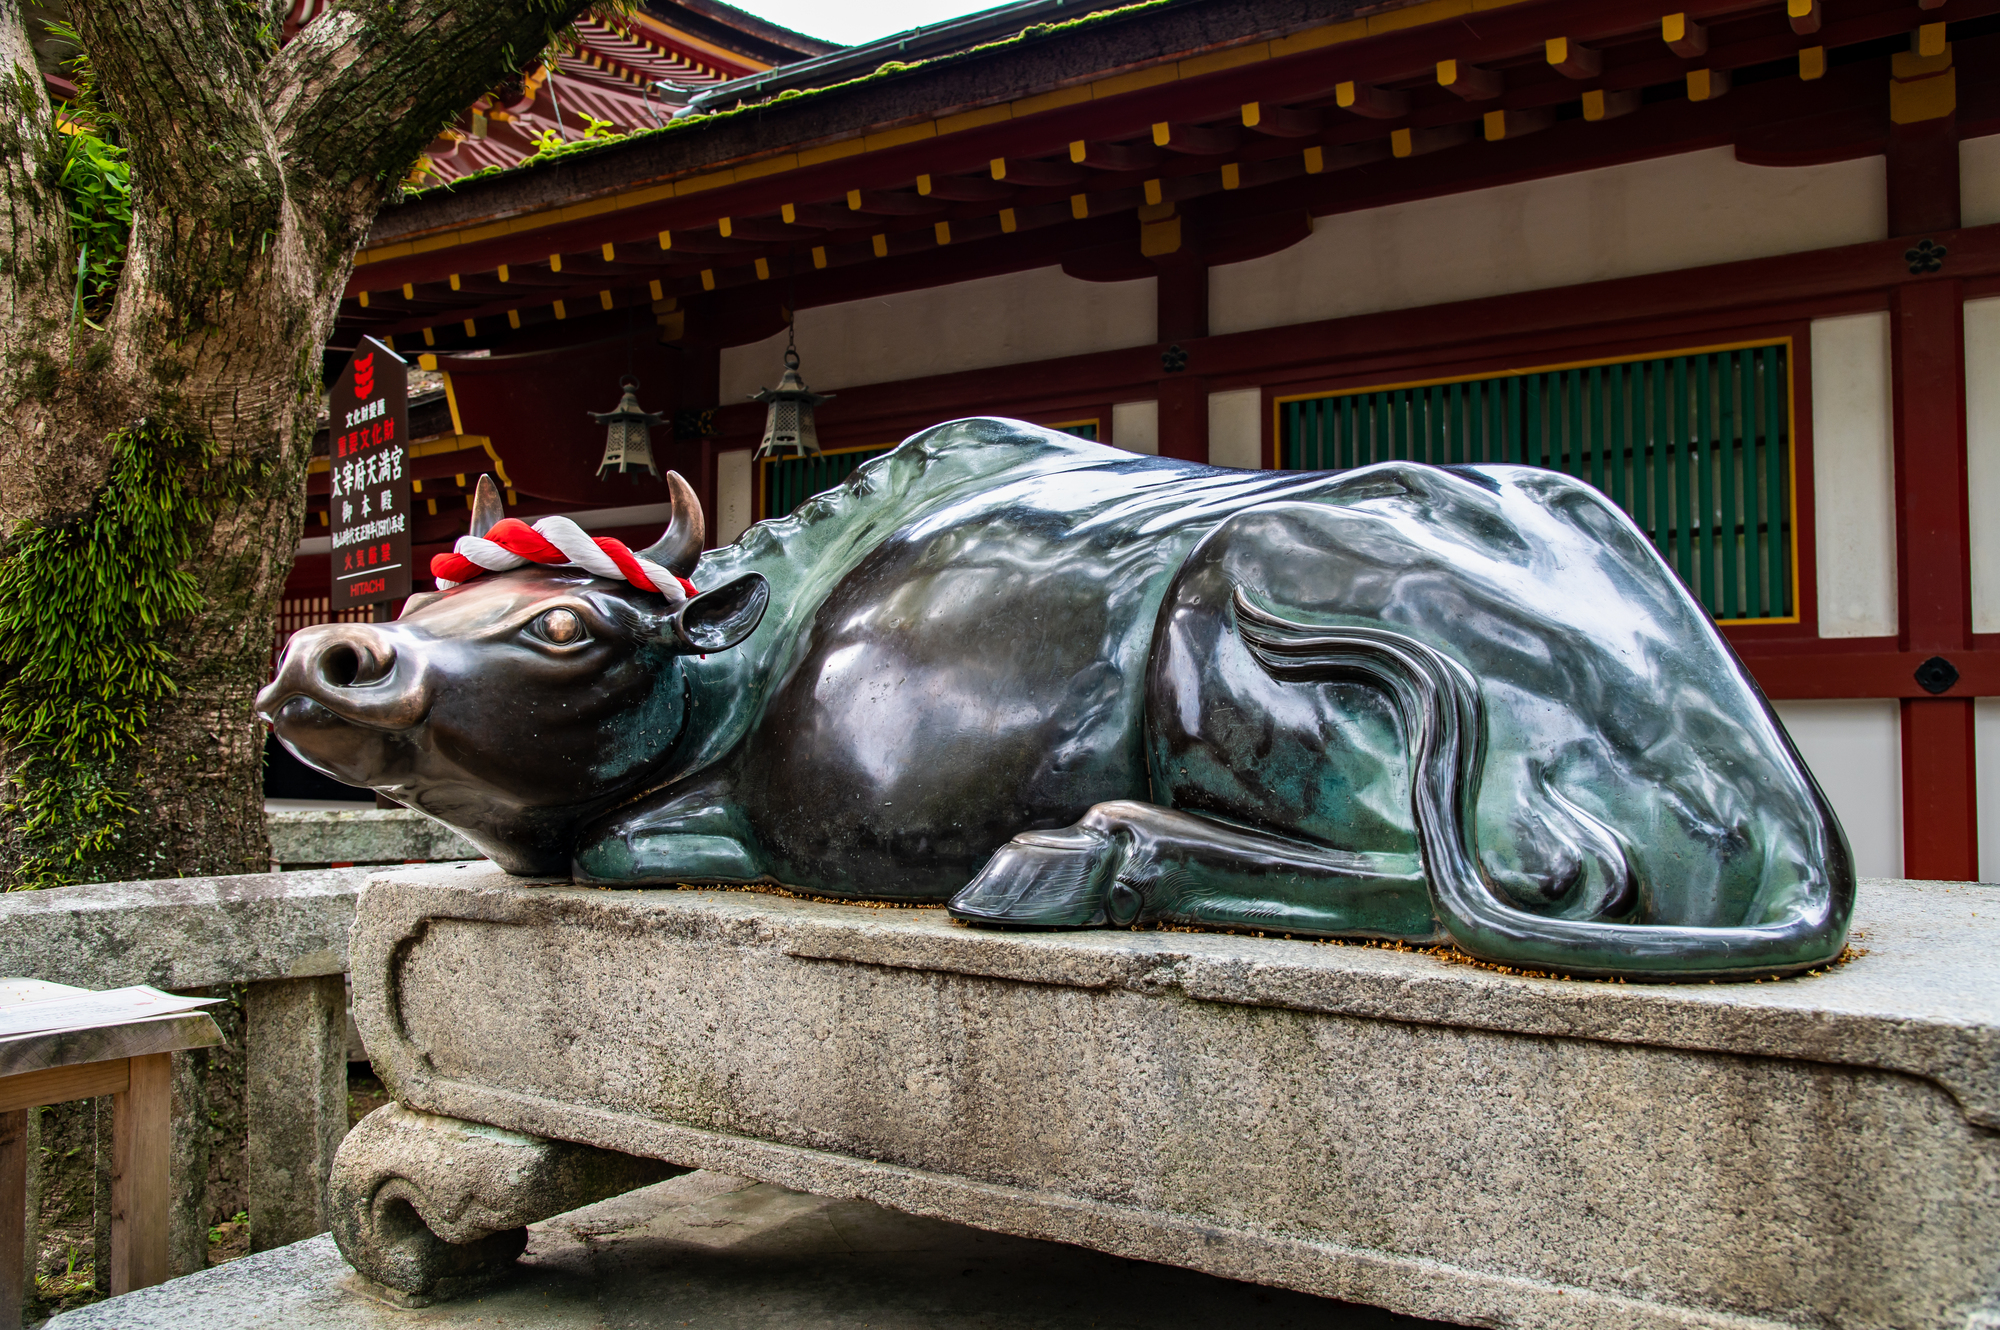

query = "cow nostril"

[320,646,362,688]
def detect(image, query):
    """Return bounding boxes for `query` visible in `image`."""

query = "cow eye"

[530,608,587,647]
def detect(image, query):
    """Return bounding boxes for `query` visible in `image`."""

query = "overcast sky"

[727,0,1015,47]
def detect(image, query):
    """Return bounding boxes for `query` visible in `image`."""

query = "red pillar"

[1155,259,1208,463]
[1892,277,1977,879]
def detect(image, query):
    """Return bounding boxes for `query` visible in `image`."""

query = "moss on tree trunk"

[0,0,593,885]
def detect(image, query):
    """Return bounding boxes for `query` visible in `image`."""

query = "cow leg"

[948,800,1442,941]
[573,778,767,885]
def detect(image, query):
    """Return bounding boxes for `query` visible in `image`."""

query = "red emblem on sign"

[353,352,375,400]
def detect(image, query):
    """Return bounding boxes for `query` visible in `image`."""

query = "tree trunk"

[0,0,594,885]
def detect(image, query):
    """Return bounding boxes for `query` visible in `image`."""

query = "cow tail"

[1231,590,1847,980]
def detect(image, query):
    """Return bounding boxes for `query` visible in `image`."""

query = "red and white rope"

[430,517,697,598]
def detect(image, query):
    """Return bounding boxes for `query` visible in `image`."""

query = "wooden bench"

[0,981,223,1328]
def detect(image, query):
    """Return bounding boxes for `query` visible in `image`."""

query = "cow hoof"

[949,824,1122,926]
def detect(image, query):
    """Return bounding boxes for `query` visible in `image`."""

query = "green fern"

[0,424,258,889]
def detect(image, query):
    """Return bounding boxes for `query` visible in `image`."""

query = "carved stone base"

[348,864,2000,1330]
[326,1103,682,1302]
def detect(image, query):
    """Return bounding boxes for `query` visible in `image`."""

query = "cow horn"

[468,475,505,538]
[639,470,704,577]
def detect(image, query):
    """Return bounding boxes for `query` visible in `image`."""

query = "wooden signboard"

[327,337,412,609]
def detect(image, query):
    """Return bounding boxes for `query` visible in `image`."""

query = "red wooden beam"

[1889,269,1977,877]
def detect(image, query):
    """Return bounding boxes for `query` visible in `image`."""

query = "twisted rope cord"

[431,517,698,597]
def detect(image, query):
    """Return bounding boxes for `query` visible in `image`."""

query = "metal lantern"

[752,344,833,458]
[589,376,665,480]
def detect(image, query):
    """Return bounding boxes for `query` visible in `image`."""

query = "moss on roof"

[400,0,1176,200]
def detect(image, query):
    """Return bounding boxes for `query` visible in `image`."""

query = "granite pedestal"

[338,864,2000,1330]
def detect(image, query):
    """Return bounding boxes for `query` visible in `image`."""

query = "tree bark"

[0,0,595,883]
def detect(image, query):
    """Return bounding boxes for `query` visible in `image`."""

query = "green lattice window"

[759,420,1100,520]
[1277,344,1794,623]
[760,446,892,520]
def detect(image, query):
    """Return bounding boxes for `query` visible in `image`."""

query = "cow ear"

[398,592,443,618]
[670,573,768,653]
[469,475,505,538]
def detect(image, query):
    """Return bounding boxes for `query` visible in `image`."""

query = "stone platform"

[346,865,2000,1330]
[46,1172,1441,1328]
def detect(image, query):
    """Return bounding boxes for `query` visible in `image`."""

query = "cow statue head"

[256,475,768,873]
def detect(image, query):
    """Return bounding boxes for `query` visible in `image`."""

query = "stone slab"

[267,810,481,868]
[0,869,374,992]
[44,1172,1442,1329]
[350,865,2000,1330]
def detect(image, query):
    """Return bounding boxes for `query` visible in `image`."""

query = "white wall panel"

[1964,133,2000,229]
[720,267,1156,400]
[1979,700,2000,883]
[1967,298,2000,633]
[1971,698,2000,883]
[1112,401,1158,454]
[1772,699,1902,879]
[1211,148,1887,336]
[1207,388,1264,469]
[1810,312,1899,638]
[715,448,753,547]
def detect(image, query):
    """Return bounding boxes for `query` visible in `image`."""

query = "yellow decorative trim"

[1092,65,1178,99]
[1180,43,1267,79]
[677,168,736,195]
[796,138,865,168]
[1890,66,1955,124]
[1012,85,1091,117]
[353,0,1540,273]
[864,123,936,152]
[1270,17,1366,56]
[735,153,798,181]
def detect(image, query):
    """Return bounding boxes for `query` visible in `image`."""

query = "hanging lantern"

[589,376,665,480]
[753,344,832,458]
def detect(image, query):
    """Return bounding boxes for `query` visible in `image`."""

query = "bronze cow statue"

[259,419,1852,980]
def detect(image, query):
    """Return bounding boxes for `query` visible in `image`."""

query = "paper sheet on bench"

[0,980,220,1040]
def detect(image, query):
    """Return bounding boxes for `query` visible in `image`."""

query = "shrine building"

[290,0,2000,884]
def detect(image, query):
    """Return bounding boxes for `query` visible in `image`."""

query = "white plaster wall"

[1112,400,1158,454]
[1967,298,2000,633]
[1964,133,2000,229]
[1979,699,2000,882]
[720,268,1157,400]
[715,448,753,547]
[1810,312,1899,638]
[1772,699,1902,879]
[1207,388,1264,469]
[1211,148,1887,335]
